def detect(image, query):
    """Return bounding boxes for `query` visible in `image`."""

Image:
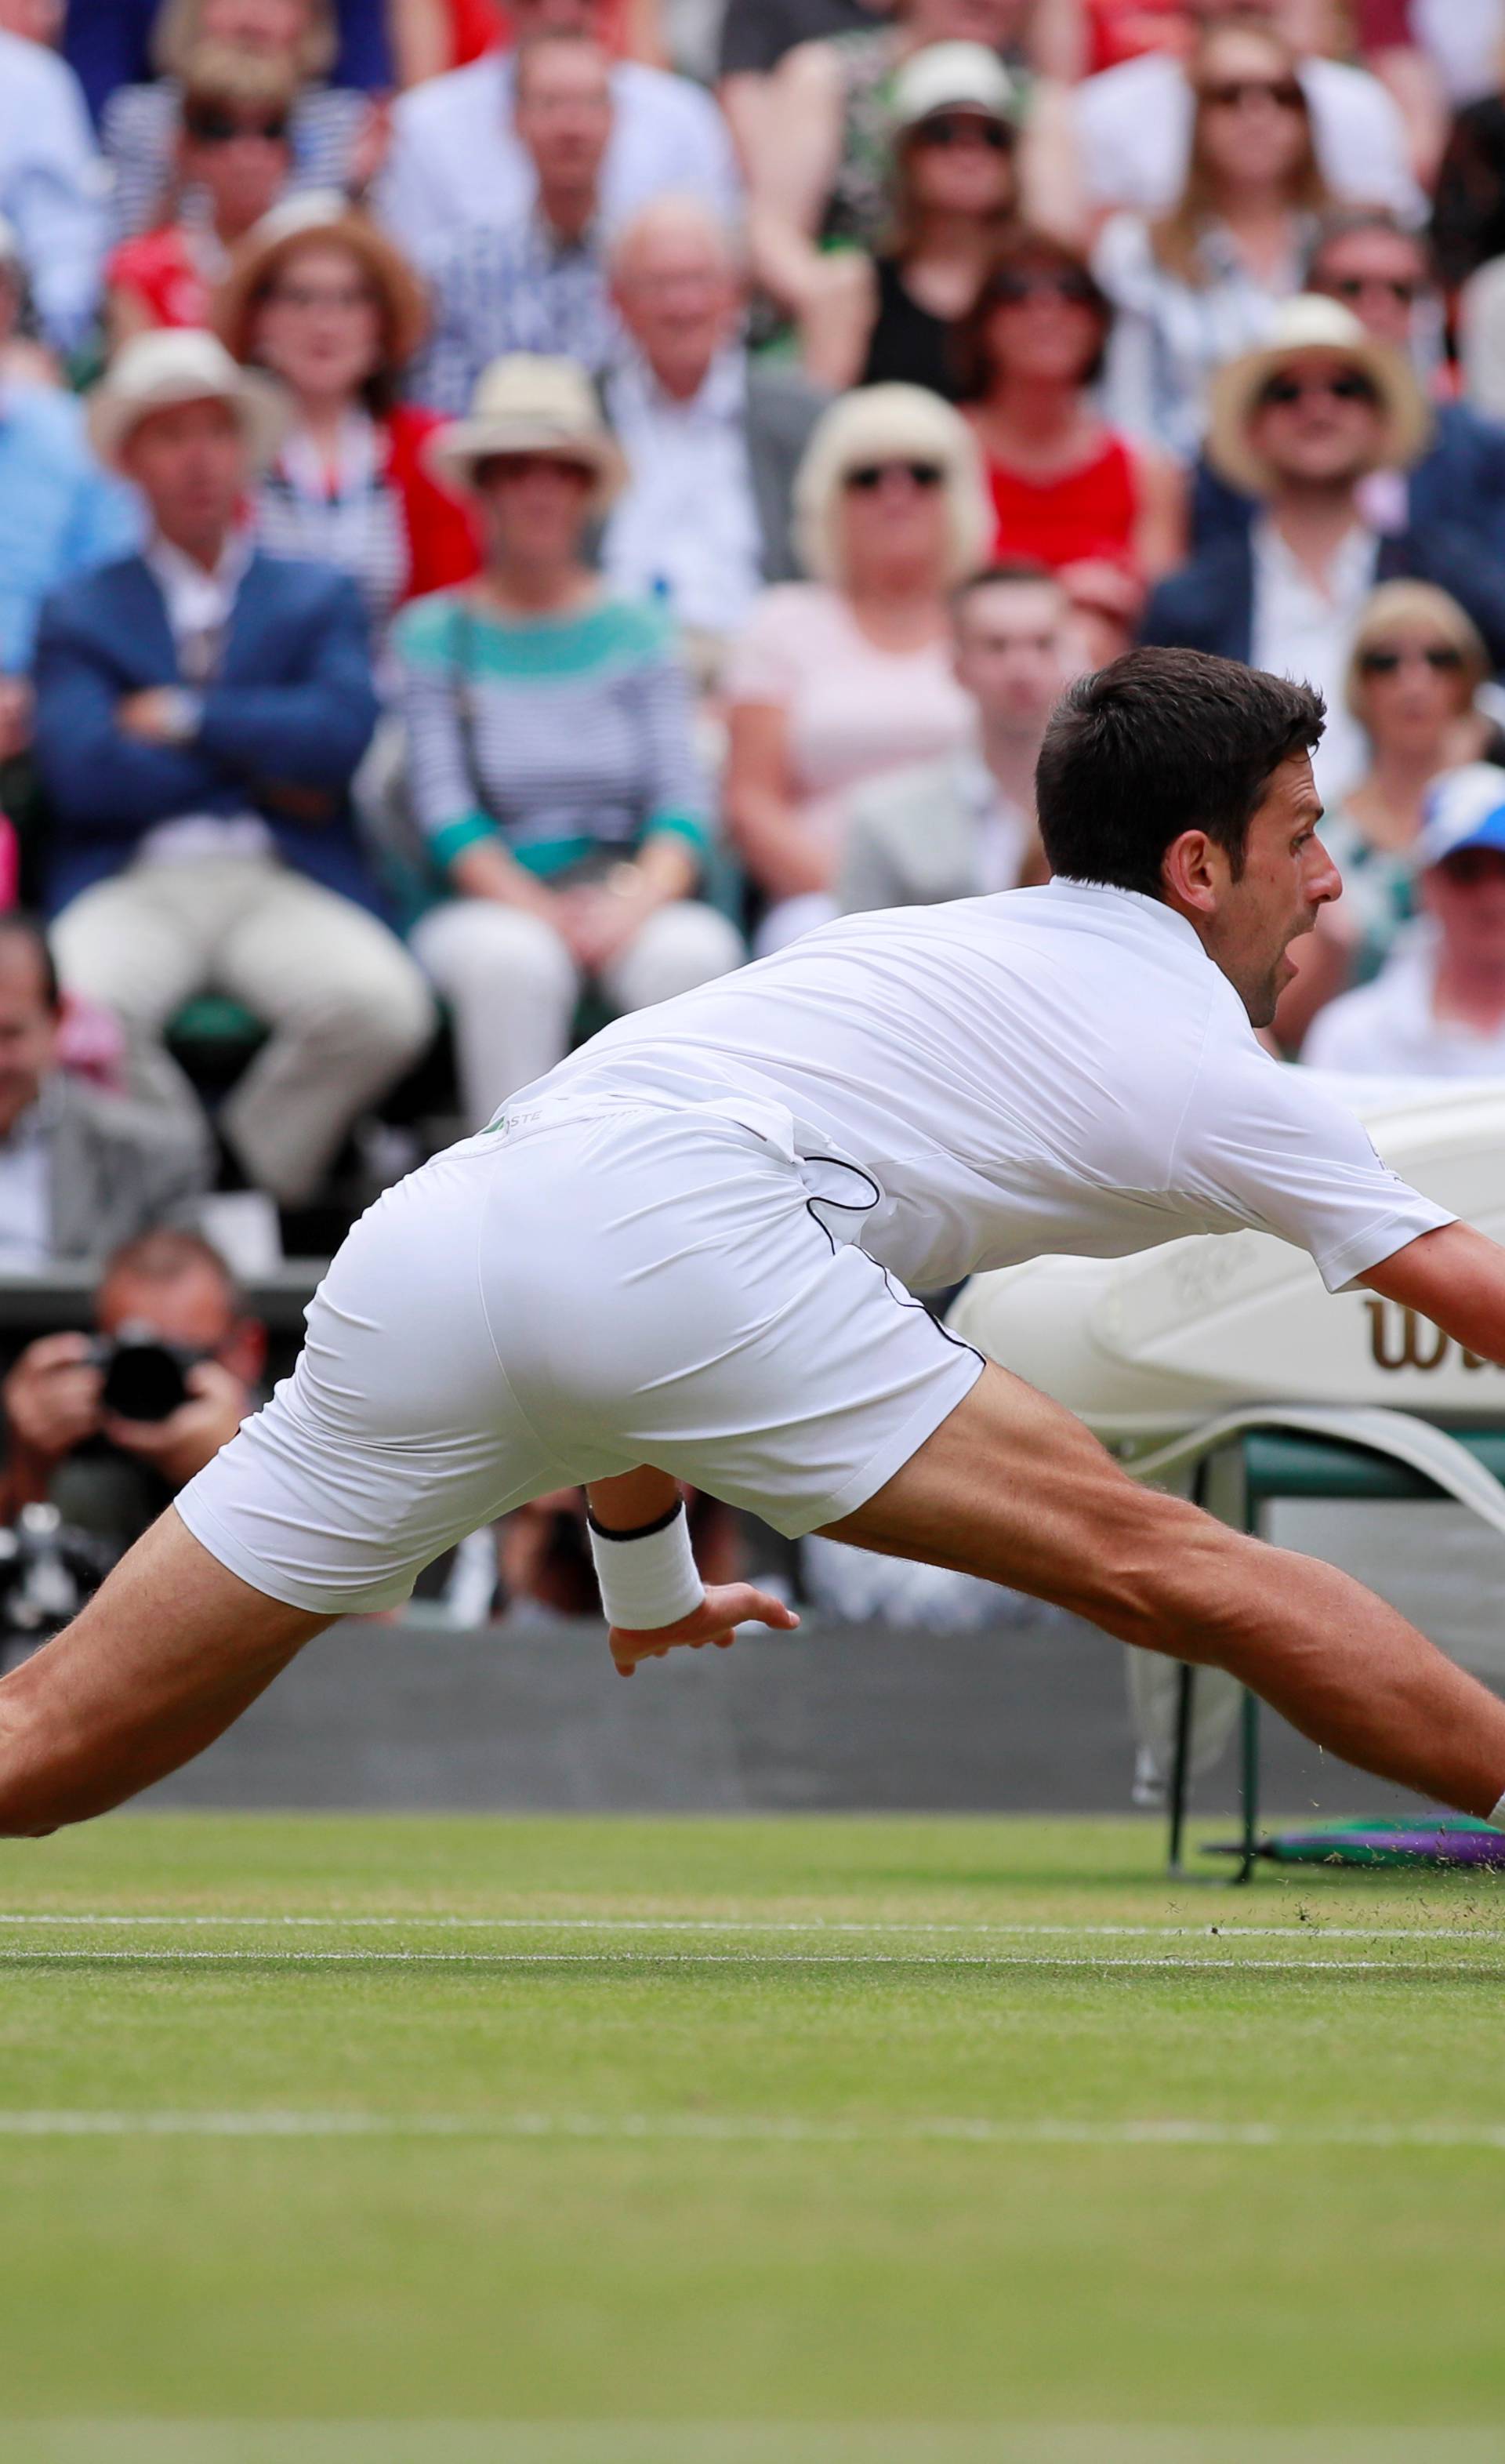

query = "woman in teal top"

[394,355,743,1130]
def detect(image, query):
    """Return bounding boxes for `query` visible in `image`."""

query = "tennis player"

[8,647,1505,1836]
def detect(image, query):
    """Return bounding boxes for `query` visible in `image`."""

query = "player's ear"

[1159,828,1221,915]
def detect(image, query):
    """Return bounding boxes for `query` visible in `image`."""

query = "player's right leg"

[821,1361,1505,1820]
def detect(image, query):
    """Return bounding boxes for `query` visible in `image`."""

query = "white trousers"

[53,856,436,1205]
[409,895,745,1131]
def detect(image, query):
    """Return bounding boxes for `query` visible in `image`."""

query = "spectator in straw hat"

[1141,293,1505,803]
[32,328,433,1210]
[393,354,741,1134]
[216,193,478,655]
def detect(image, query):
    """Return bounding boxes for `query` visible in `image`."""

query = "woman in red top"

[959,231,1185,607]
[215,194,480,661]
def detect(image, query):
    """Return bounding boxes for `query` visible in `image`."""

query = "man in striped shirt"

[408,33,625,416]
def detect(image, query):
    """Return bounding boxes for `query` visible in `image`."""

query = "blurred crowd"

[7,0,1505,1611]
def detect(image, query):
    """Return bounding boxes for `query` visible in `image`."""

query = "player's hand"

[610,1584,800,1677]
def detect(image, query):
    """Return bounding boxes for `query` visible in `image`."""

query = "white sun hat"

[423,354,628,514]
[86,328,288,474]
[890,42,1020,132]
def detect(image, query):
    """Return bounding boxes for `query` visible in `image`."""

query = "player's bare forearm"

[1364,1222,1505,1364]
[586,1466,682,1533]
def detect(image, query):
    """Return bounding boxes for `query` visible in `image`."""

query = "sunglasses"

[1327,273,1421,308]
[988,269,1100,309]
[1358,644,1467,676]
[844,460,945,490]
[1199,77,1305,111]
[1256,369,1378,410]
[909,113,1013,151]
[183,107,291,143]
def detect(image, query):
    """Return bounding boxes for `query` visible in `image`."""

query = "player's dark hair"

[1034,648,1325,898]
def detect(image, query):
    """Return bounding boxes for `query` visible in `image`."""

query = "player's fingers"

[727,1586,800,1631]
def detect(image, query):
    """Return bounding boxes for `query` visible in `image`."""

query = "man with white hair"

[599,197,828,671]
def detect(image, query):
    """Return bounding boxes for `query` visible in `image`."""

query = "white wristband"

[1489,1793,1505,1831]
[588,1500,704,1632]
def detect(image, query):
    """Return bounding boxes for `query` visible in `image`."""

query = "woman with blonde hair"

[723,382,985,955]
[1279,579,1499,1051]
[1093,17,1331,461]
[103,0,374,242]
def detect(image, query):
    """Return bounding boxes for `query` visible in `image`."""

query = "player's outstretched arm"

[1363,1221,1505,1363]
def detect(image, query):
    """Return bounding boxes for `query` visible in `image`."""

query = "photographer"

[1,1228,263,1552]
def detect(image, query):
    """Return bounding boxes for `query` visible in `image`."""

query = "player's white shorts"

[176,1099,985,1617]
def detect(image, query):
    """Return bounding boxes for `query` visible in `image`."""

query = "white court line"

[0,2108,1502,2148]
[0,1946,1492,1972]
[2,1913,1503,1943]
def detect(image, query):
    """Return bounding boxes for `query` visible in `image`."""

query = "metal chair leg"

[1167,1660,1195,1875]
[1233,1688,1260,1885]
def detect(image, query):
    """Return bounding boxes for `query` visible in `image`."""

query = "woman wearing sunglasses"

[1278,582,1500,1053]
[958,229,1184,592]
[104,43,296,346]
[805,42,1023,397]
[1093,20,1331,463]
[724,383,985,956]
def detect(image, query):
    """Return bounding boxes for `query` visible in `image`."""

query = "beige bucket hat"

[1205,293,1432,499]
[424,355,629,513]
[87,328,288,473]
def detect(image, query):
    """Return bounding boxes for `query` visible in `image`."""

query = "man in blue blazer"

[1141,297,1505,807]
[34,330,433,1211]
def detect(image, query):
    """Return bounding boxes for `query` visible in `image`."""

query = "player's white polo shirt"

[177,880,1452,1615]
[520,877,1452,1297]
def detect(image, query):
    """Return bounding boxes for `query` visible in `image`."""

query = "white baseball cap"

[890,42,1019,132]
[1416,763,1505,871]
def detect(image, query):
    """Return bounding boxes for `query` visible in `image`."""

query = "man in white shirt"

[599,195,827,667]
[1073,0,1423,223]
[376,0,741,272]
[1307,761,1505,1077]
[16,648,1505,1839]
[837,562,1072,912]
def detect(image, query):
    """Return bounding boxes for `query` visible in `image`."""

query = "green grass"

[2,1812,1505,2461]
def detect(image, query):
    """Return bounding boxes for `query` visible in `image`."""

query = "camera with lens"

[85,1319,209,1422]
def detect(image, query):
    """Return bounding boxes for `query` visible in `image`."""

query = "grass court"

[2,1810,1504,2462]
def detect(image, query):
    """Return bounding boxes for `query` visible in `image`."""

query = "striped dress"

[391,589,712,899]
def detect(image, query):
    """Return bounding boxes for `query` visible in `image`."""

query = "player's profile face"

[1218,749,1340,1027]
